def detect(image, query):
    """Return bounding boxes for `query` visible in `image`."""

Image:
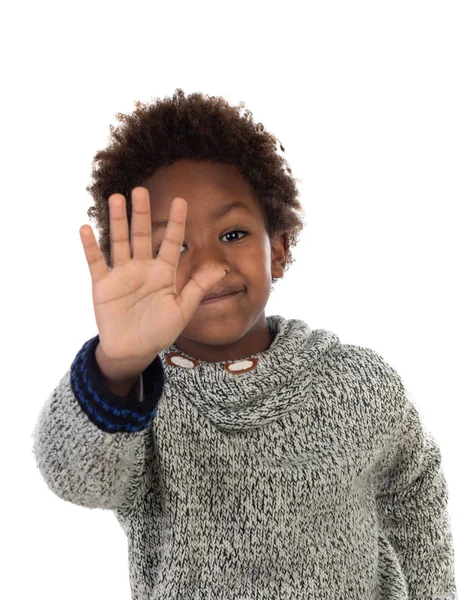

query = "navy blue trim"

[70,335,165,433]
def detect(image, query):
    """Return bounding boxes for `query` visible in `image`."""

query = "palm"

[79,188,226,364]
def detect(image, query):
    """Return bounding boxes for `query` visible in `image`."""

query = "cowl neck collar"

[159,314,340,432]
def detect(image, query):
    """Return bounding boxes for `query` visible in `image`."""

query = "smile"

[200,290,244,305]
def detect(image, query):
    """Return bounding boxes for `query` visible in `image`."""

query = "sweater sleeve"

[371,368,458,599]
[31,334,165,513]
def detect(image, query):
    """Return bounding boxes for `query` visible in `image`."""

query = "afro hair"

[85,88,306,288]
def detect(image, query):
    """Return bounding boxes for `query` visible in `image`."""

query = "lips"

[200,290,244,304]
[202,288,244,301]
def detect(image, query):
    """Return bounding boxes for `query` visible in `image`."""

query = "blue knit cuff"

[70,334,165,433]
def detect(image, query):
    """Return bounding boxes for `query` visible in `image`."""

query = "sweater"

[31,314,458,600]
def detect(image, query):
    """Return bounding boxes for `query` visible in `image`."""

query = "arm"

[31,334,164,512]
[372,372,458,599]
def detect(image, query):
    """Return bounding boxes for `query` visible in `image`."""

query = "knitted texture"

[32,314,457,599]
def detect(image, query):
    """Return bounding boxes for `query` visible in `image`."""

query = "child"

[32,89,457,599]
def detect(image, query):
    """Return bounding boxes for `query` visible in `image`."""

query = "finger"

[108,193,131,267]
[177,266,228,324]
[79,225,109,284]
[155,196,187,272]
[130,187,153,260]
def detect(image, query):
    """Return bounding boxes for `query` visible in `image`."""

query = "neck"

[173,320,273,363]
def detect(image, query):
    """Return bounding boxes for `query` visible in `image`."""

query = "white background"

[1,0,469,598]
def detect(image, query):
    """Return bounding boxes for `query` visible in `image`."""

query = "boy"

[32,89,457,599]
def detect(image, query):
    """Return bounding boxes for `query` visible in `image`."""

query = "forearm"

[32,335,164,512]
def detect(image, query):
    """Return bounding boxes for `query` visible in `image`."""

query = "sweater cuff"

[70,334,165,433]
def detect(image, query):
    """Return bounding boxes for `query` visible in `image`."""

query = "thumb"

[195,265,229,296]
[178,266,228,314]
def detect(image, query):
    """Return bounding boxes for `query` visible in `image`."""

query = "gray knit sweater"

[32,314,457,599]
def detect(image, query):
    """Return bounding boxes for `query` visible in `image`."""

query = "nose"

[187,244,232,275]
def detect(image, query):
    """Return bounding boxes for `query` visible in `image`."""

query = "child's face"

[141,159,287,362]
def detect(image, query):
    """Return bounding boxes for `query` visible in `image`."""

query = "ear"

[271,231,289,276]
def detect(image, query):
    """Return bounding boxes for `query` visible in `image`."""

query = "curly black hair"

[85,88,306,288]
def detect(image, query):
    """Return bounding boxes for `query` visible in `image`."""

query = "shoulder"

[321,342,409,420]
[321,340,401,383]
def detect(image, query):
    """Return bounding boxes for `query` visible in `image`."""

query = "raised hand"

[79,187,227,373]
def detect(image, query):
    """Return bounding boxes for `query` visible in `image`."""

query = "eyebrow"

[151,201,252,231]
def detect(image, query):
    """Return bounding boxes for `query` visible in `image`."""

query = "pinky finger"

[79,225,109,283]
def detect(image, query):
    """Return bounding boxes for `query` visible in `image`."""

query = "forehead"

[142,159,264,225]
[143,159,255,199]
[151,200,253,232]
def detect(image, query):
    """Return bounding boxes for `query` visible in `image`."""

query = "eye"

[221,228,248,243]
[155,229,249,255]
